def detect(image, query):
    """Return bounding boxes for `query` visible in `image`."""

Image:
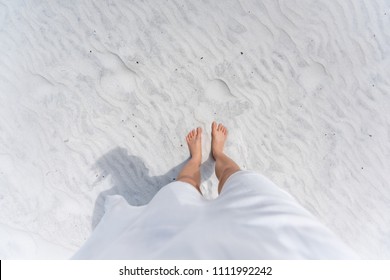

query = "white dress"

[72,171,358,259]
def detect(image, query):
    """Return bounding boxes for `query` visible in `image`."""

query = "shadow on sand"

[91,147,214,229]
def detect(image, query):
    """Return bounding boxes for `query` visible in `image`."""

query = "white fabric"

[72,171,358,259]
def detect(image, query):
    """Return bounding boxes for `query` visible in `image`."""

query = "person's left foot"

[186,127,202,164]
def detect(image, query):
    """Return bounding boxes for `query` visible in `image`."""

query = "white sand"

[0,0,389,259]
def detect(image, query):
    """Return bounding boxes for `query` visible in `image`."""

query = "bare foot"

[211,121,227,159]
[186,127,202,164]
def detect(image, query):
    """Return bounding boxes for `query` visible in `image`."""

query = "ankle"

[213,151,224,160]
[189,157,201,166]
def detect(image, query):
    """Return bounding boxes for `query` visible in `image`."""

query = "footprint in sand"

[97,51,138,103]
[204,79,235,102]
[298,62,330,93]
[195,79,250,121]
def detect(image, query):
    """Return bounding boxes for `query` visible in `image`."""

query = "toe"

[196,127,202,137]
[212,121,217,131]
[217,123,222,131]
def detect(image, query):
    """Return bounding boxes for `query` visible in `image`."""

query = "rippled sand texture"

[0,0,389,259]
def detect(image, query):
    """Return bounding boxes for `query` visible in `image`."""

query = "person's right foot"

[186,127,202,165]
[211,121,227,160]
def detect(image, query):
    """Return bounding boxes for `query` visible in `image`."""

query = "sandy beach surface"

[0,0,389,259]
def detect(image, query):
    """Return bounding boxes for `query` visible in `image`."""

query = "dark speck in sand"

[372,84,375,87]
[361,167,364,170]
[96,174,98,177]
[173,178,176,181]
[180,144,183,147]
[241,52,244,55]
[136,61,139,64]
[200,57,203,60]
[89,50,92,53]
[175,68,178,71]
[369,134,372,137]
[135,125,138,128]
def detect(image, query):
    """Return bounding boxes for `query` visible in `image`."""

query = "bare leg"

[211,121,240,194]
[177,127,202,193]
